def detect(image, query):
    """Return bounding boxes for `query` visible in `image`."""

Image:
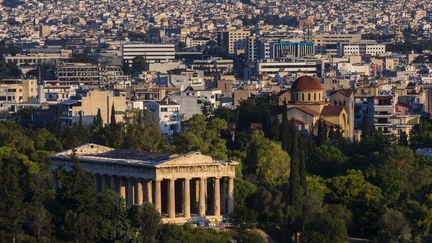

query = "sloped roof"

[321,106,344,116]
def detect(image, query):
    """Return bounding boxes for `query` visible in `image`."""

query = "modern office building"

[122,42,176,65]
[269,41,315,59]
[251,59,324,78]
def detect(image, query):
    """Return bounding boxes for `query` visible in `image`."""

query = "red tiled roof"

[321,106,344,116]
[291,76,323,91]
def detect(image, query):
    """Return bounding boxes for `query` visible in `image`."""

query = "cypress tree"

[96,109,103,128]
[362,110,369,141]
[316,117,327,145]
[288,129,302,208]
[110,104,116,126]
[280,101,290,152]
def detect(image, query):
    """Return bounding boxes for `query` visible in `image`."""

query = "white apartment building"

[145,100,181,136]
[374,93,420,136]
[42,80,78,104]
[122,42,176,65]
[341,44,386,56]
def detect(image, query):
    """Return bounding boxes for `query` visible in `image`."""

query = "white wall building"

[146,100,181,136]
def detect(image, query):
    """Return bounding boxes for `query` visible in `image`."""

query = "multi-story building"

[122,42,176,65]
[4,50,72,66]
[169,87,222,119]
[269,41,315,59]
[340,43,386,56]
[146,100,181,136]
[192,58,234,74]
[56,63,128,86]
[59,90,126,126]
[0,79,38,103]
[249,59,324,79]
[218,30,251,55]
[373,93,420,136]
[42,80,78,104]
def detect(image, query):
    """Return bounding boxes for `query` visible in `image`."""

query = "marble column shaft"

[199,177,206,216]
[184,178,191,218]
[214,177,221,217]
[228,177,234,214]
[155,180,162,214]
[168,179,176,219]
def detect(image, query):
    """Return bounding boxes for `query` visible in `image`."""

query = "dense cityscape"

[1,0,432,242]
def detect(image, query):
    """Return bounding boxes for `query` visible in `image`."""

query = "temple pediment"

[156,152,220,167]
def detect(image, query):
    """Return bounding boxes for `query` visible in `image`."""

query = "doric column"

[228,177,234,214]
[137,179,144,205]
[101,175,106,191]
[146,180,153,204]
[155,180,162,214]
[127,178,134,208]
[199,177,206,216]
[184,178,190,218]
[214,177,221,217]
[195,179,200,212]
[221,178,226,214]
[119,177,126,200]
[168,178,176,219]
[110,176,116,191]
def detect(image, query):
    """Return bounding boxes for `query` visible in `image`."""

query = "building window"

[302,93,304,101]
[308,93,311,101]
[161,108,168,112]
[314,93,316,100]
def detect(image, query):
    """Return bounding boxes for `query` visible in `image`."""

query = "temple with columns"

[50,143,238,224]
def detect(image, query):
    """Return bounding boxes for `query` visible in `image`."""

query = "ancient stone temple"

[50,143,238,224]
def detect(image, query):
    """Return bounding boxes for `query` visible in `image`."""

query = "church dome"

[291,76,323,91]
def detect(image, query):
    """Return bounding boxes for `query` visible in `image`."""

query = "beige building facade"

[50,144,238,224]
[0,79,38,103]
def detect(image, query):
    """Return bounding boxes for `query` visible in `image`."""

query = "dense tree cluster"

[2,94,432,242]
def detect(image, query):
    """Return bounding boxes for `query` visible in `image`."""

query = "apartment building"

[218,30,251,55]
[374,94,420,136]
[60,90,126,126]
[341,43,386,56]
[42,80,78,104]
[0,79,38,103]
[122,42,176,65]
[145,100,181,136]
[192,58,234,73]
